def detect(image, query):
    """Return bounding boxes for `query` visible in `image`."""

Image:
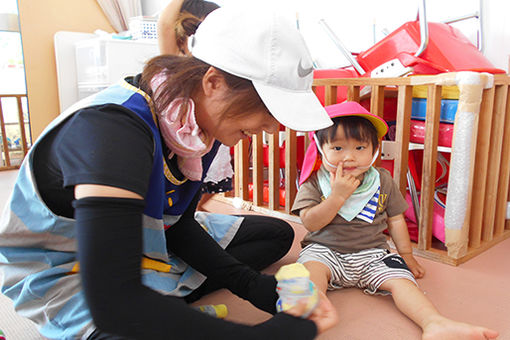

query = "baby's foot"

[422,316,498,340]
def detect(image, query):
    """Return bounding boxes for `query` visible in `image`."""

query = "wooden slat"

[469,86,496,248]
[267,132,280,210]
[394,85,413,196]
[0,99,11,167]
[347,85,360,102]
[325,85,337,106]
[234,143,240,197]
[304,132,310,152]
[313,74,510,89]
[482,85,508,241]
[16,96,28,156]
[494,86,510,235]
[284,128,297,214]
[313,77,411,87]
[0,94,30,171]
[252,133,264,206]
[413,229,510,266]
[370,85,385,117]
[418,85,441,251]
[234,139,250,201]
[371,85,385,167]
[494,74,510,85]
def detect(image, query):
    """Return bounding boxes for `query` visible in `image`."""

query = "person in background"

[0,5,338,340]
[157,0,219,56]
[292,101,499,340]
[158,0,235,211]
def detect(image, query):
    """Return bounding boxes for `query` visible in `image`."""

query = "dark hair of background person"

[181,0,219,18]
[174,1,219,54]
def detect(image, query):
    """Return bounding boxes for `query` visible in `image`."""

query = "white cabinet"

[74,37,159,100]
[55,32,160,111]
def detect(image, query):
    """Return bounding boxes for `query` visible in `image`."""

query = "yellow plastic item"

[412,84,459,99]
[196,304,228,319]
[275,262,310,281]
[69,257,172,274]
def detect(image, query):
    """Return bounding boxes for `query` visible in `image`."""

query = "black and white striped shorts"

[298,243,417,295]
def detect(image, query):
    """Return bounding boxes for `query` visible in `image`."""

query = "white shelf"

[409,142,452,153]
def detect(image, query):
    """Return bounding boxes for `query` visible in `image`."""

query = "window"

[0,0,30,167]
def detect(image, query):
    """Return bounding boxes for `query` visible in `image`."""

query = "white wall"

[483,0,510,71]
[142,0,170,16]
[167,0,510,71]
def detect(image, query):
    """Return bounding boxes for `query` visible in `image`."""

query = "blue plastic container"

[411,98,458,123]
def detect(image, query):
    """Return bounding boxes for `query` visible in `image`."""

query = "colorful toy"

[275,263,318,318]
[194,304,228,319]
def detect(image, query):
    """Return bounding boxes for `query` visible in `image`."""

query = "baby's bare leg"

[380,278,498,340]
[302,260,331,294]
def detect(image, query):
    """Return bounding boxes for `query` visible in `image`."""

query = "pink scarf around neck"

[151,71,214,181]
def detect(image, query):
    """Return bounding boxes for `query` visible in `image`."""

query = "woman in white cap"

[0,4,336,340]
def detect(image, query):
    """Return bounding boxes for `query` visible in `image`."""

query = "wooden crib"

[227,72,510,266]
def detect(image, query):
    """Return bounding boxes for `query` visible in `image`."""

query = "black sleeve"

[74,197,317,340]
[56,105,154,197]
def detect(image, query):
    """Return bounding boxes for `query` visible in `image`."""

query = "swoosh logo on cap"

[297,59,313,78]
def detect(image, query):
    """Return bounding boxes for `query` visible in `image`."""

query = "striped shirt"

[356,188,380,223]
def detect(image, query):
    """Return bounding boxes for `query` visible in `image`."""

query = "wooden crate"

[228,72,510,265]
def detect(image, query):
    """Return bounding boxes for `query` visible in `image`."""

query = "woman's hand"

[308,290,339,334]
[157,0,185,55]
[285,291,339,334]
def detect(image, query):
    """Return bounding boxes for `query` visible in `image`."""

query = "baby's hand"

[330,162,360,201]
[401,253,426,279]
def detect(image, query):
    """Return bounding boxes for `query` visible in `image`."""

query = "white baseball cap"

[190,4,332,132]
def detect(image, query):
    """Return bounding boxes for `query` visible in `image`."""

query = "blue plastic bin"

[411,98,458,123]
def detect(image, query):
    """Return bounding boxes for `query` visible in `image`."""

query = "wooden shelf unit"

[231,73,510,266]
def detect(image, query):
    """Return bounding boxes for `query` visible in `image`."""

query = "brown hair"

[174,12,202,54]
[140,55,269,123]
[175,0,220,55]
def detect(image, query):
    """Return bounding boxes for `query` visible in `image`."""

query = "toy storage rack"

[225,73,510,266]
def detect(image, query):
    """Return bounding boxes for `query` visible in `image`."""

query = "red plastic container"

[262,135,305,170]
[357,21,506,75]
[313,68,359,105]
[248,181,286,207]
[409,119,454,148]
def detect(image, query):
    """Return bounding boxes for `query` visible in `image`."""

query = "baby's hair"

[315,116,379,153]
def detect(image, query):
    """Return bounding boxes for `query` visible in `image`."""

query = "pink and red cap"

[298,101,388,186]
